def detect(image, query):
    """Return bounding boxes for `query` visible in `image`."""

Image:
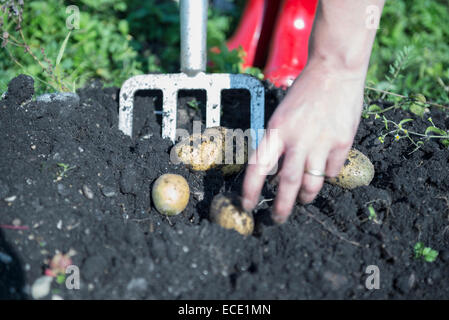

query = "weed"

[377,115,449,151]
[414,242,438,262]
[381,46,414,99]
[1,0,141,94]
[367,0,449,99]
[367,205,381,224]
[56,274,66,284]
[54,163,75,182]
[186,98,200,112]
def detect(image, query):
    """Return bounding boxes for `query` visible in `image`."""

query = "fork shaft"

[180,0,208,76]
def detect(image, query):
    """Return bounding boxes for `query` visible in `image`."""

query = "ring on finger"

[304,168,326,177]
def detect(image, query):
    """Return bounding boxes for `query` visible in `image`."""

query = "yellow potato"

[173,132,223,171]
[209,193,254,236]
[172,126,248,175]
[268,149,374,199]
[152,174,190,215]
[328,148,374,189]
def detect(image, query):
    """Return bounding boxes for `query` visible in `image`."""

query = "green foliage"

[364,97,449,151]
[1,0,447,100]
[414,242,439,263]
[55,162,75,181]
[367,0,449,100]
[0,0,141,93]
[367,205,381,224]
[186,98,200,112]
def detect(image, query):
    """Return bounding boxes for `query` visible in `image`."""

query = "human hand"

[242,60,366,223]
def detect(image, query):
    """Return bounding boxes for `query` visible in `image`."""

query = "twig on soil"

[0,224,29,230]
[304,210,361,248]
[165,216,173,226]
[228,168,245,191]
[257,198,274,207]
[130,217,152,223]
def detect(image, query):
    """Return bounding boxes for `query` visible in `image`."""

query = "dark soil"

[1,74,448,300]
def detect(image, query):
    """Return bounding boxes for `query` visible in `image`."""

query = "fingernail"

[272,214,287,225]
[242,198,254,211]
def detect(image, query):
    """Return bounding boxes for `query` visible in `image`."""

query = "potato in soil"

[209,193,254,236]
[268,148,375,197]
[152,174,190,215]
[172,126,247,175]
[328,148,374,189]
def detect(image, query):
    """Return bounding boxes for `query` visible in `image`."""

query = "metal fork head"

[119,0,265,149]
[118,72,265,149]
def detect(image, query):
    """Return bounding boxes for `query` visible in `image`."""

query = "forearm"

[307,0,385,76]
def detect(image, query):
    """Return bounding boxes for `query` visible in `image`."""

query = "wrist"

[307,48,370,78]
[304,55,368,82]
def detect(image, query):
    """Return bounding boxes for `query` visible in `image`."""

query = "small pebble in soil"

[126,278,148,293]
[4,195,17,202]
[101,186,117,198]
[82,185,94,199]
[57,184,70,197]
[193,191,204,201]
[31,276,53,299]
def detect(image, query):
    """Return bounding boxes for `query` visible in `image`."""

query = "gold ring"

[305,169,326,177]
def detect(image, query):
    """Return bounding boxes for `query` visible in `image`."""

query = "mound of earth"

[1,75,448,299]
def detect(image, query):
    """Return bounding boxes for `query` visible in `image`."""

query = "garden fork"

[118,0,265,149]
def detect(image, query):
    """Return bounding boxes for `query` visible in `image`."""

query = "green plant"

[376,115,449,151]
[367,0,449,100]
[186,98,200,112]
[380,46,415,99]
[1,0,141,94]
[414,242,439,262]
[367,205,381,224]
[55,162,75,182]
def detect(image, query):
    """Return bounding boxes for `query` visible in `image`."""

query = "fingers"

[325,145,351,177]
[242,130,283,211]
[272,147,306,224]
[297,147,329,204]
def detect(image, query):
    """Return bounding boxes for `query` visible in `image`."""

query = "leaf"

[409,103,426,117]
[398,118,413,127]
[382,116,389,130]
[56,31,71,66]
[414,242,424,258]
[410,93,427,103]
[368,104,383,113]
[424,250,438,262]
[56,274,66,284]
[368,205,376,220]
[425,126,446,136]
[441,139,449,147]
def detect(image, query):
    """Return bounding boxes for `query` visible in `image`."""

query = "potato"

[172,126,247,175]
[268,148,374,197]
[172,131,223,171]
[209,193,254,236]
[152,174,190,215]
[328,148,374,189]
